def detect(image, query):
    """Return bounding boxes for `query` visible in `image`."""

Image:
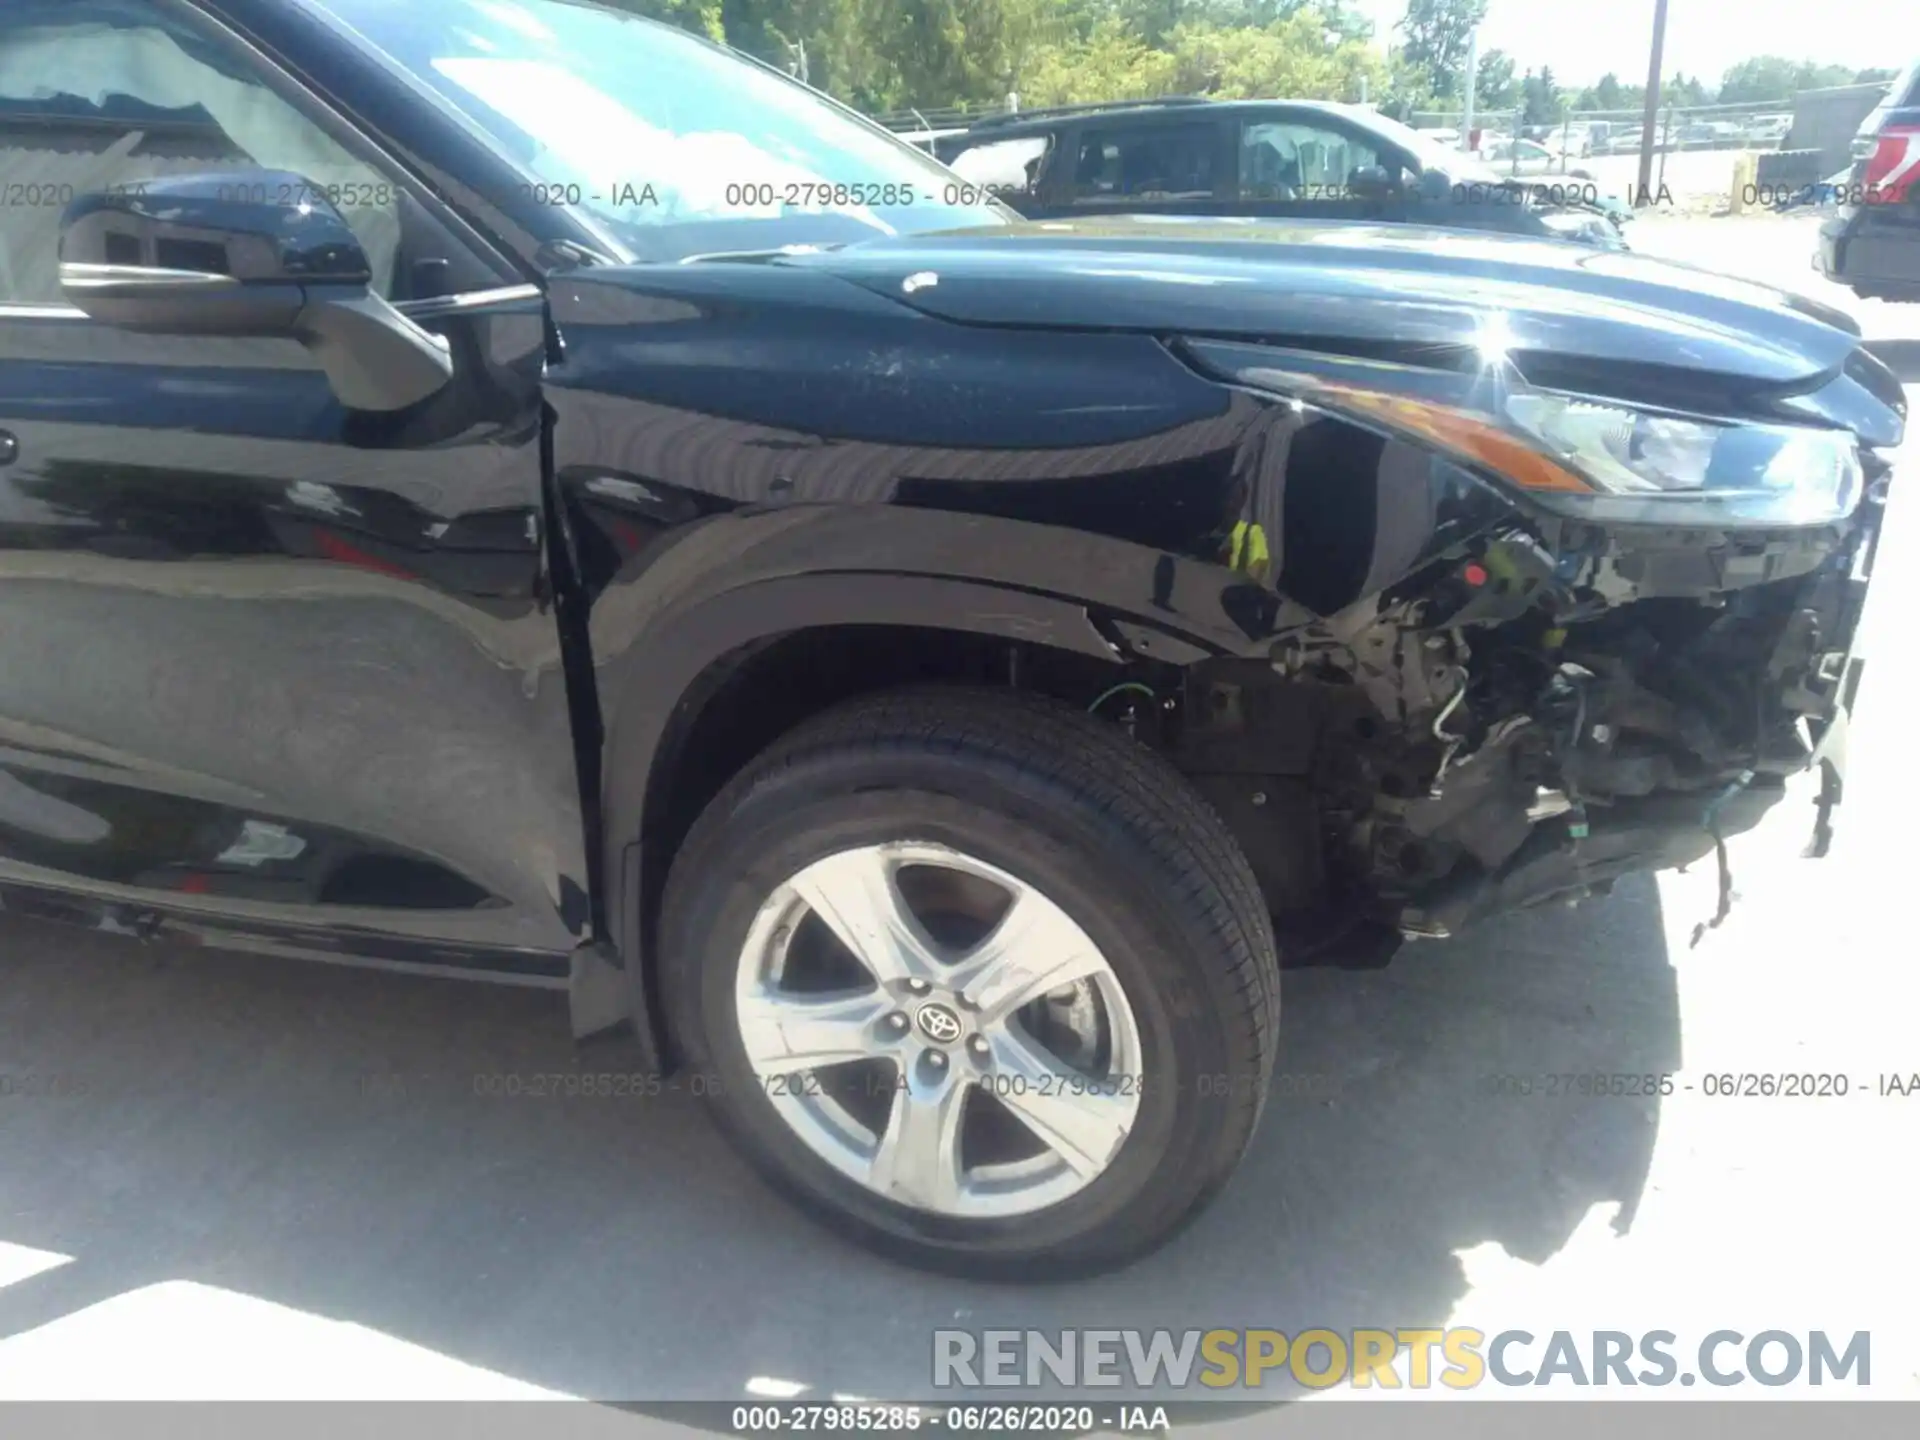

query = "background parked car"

[1477,136,1589,177]
[943,98,1626,247]
[1543,124,1595,159]
[1682,119,1746,149]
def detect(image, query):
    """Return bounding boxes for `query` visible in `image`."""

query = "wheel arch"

[582,506,1275,1054]
[595,578,1127,1059]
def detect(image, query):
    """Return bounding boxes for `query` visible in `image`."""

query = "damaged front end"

[1174,336,1902,951]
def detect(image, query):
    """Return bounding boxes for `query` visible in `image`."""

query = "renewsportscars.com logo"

[932,1328,1872,1390]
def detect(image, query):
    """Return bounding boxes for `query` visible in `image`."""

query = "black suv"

[1818,59,1920,301]
[0,0,1899,1278]
[943,97,1626,246]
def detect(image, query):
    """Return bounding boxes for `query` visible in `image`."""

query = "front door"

[1233,112,1410,224]
[0,0,586,976]
[1043,118,1235,220]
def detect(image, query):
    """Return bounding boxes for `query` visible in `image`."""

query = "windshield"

[1358,110,1505,185]
[305,0,1009,260]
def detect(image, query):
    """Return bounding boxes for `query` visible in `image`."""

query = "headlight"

[1239,374,1861,528]
[1185,341,1869,529]
[1503,393,1863,525]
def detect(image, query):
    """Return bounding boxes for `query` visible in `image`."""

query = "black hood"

[777,215,1871,389]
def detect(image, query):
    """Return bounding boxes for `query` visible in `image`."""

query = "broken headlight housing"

[1185,341,1873,530]
[1501,392,1864,526]
[1282,383,1863,530]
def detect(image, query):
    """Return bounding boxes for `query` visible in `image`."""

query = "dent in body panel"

[0,300,589,966]
[542,265,1498,955]
[545,263,1496,668]
[544,263,1486,625]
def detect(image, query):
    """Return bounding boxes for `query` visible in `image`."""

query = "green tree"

[1718,56,1858,105]
[1016,16,1180,105]
[1105,0,1371,52]
[1375,47,1438,120]
[823,0,1063,110]
[1017,10,1382,107]
[1717,56,1796,104]
[1395,0,1487,102]
[603,0,725,41]
[1474,47,1516,110]
[598,0,1446,117]
[1520,64,1561,126]
[1167,13,1385,101]
[1665,71,1713,106]
[1571,73,1640,112]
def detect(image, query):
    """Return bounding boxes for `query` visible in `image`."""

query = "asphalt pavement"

[1,216,1917,1406]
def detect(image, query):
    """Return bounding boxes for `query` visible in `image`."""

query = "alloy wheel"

[732,841,1143,1218]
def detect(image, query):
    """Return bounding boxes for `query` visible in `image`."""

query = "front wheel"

[659,687,1280,1278]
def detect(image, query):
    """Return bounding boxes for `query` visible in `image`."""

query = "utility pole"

[1461,27,1478,151]
[1635,0,1669,204]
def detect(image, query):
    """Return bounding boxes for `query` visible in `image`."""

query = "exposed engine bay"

[1133,477,1885,963]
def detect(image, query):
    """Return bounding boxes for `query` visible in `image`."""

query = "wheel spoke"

[736,841,1148,1219]
[737,987,893,1073]
[789,847,945,986]
[868,1073,968,1210]
[986,1028,1136,1178]
[948,888,1107,1022]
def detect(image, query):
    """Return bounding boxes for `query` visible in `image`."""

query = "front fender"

[586,503,1312,987]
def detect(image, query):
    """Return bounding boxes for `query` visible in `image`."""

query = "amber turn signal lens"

[1318,386,1594,495]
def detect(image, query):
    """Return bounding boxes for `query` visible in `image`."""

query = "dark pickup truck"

[939,98,1628,247]
[0,0,1903,1277]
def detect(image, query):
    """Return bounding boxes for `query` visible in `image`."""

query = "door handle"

[0,430,17,468]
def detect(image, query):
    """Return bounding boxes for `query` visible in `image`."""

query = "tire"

[658,686,1280,1278]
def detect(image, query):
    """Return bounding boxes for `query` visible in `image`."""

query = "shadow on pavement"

[0,878,1679,1404]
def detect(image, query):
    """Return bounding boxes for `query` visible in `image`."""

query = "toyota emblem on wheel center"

[914,1002,963,1043]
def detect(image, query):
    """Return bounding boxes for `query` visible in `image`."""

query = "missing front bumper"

[1397,784,1785,938]
[1804,654,1864,859]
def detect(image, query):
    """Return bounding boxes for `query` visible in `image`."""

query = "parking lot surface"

[2,216,1917,1404]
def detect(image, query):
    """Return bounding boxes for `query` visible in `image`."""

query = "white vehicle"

[1547,124,1597,158]
[945,132,1053,199]
[1682,120,1745,148]
[897,126,967,157]
[1479,137,1579,176]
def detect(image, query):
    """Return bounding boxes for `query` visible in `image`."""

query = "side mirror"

[1414,169,1451,201]
[1348,165,1399,200]
[59,170,452,412]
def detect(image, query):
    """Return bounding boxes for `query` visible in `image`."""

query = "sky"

[1353,0,1920,89]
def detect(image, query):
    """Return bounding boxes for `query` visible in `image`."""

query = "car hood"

[774,216,1866,391]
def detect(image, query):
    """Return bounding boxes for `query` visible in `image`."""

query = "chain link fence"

[1408,99,1812,158]
[871,100,1020,135]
